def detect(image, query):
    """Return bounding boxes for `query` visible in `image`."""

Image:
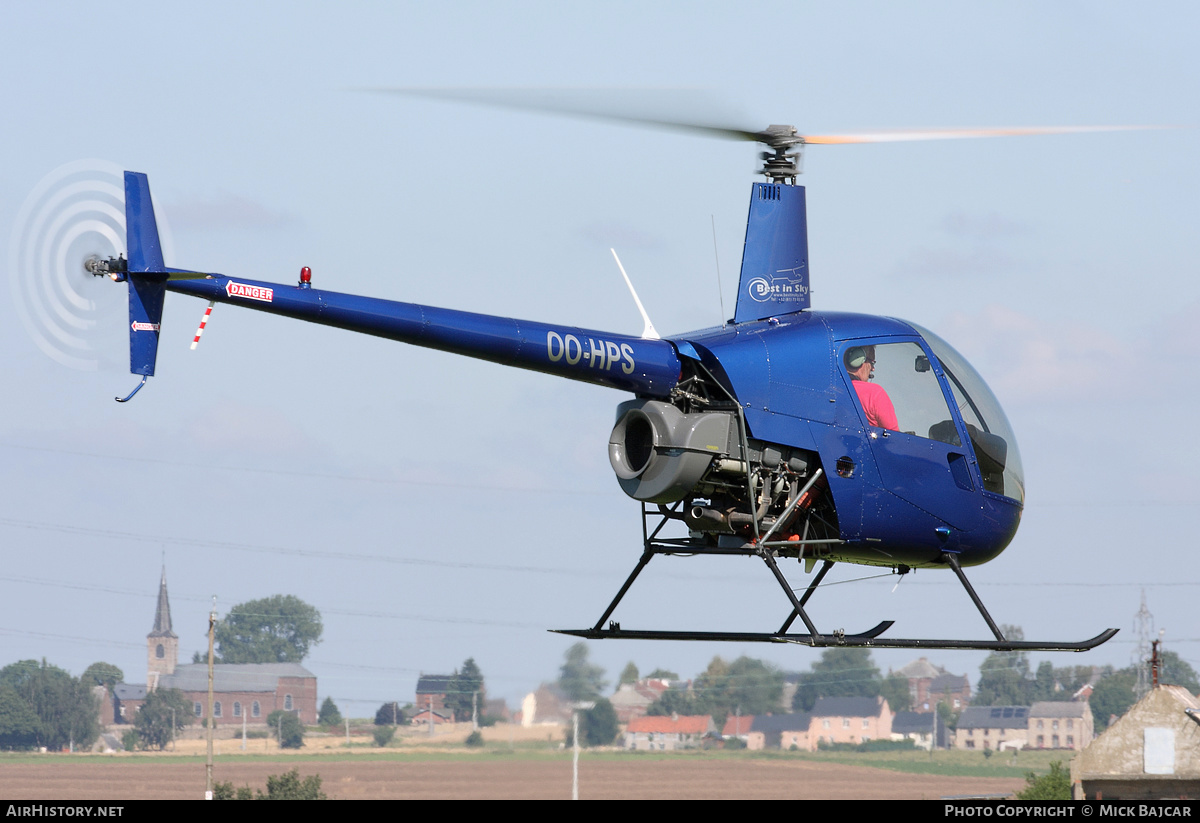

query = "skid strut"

[555,507,1118,651]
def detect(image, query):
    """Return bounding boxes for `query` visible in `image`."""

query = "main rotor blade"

[802,125,1167,144]
[365,86,764,141]
[367,87,1169,149]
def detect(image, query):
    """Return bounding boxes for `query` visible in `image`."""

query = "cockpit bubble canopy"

[909,322,1025,505]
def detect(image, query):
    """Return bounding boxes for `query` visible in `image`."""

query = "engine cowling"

[607,399,734,503]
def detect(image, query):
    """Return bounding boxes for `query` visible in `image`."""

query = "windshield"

[909,323,1025,505]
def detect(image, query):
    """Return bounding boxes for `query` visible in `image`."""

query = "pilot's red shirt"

[852,379,899,431]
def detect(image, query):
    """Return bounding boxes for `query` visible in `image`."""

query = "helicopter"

[80,106,1127,653]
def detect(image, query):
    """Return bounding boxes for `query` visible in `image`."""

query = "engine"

[608,397,836,549]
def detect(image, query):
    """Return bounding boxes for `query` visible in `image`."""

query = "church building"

[109,570,318,727]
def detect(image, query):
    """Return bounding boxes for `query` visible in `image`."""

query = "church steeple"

[150,566,175,637]
[147,566,178,689]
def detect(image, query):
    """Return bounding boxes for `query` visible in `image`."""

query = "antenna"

[610,249,660,340]
[711,215,725,326]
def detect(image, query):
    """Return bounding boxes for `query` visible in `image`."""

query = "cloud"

[893,210,1032,279]
[939,304,1135,404]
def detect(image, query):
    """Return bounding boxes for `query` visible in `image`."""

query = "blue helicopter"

[86,117,1121,652]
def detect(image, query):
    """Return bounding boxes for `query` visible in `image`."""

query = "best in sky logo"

[226,281,274,302]
[747,265,808,304]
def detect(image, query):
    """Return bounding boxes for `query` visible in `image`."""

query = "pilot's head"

[844,346,876,381]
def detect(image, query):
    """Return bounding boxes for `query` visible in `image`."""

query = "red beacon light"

[299,266,312,289]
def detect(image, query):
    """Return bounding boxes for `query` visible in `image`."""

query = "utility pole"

[570,701,595,801]
[472,691,478,732]
[205,596,217,800]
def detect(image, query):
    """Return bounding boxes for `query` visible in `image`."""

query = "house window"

[214,701,222,718]
[842,718,850,729]
[156,644,165,659]
[1037,720,1044,729]
[1037,735,1044,747]
[194,702,203,717]
[1067,736,1074,747]
[233,702,241,718]
[252,701,261,718]
[822,719,830,729]
[966,740,975,749]
[862,719,870,729]
[284,694,294,711]
[1067,719,1074,730]
[1052,720,1059,730]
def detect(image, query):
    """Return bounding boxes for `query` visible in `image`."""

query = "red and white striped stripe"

[190,301,215,350]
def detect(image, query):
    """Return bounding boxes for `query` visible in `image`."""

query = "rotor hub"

[754,125,804,184]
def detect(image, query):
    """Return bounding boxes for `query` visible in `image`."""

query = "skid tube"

[554,505,1118,651]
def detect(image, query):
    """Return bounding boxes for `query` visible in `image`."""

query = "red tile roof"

[628,715,712,735]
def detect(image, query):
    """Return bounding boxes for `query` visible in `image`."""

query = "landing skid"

[555,507,1118,652]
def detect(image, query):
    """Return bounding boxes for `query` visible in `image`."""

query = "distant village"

[12,571,1199,800]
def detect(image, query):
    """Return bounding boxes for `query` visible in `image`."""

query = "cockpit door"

[839,339,983,532]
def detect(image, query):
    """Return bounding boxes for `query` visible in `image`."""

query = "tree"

[694,656,784,727]
[974,626,1031,706]
[619,662,639,686]
[1089,667,1137,732]
[81,662,124,692]
[793,647,882,712]
[558,643,606,702]
[267,710,304,749]
[318,697,342,727]
[1159,651,1200,693]
[444,658,485,722]
[214,595,323,664]
[375,702,406,726]
[134,688,192,750]
[879,672,912,713]
[0,685,41,750]
[1015,761,1071,801]
[579,698,619,747]
[646,668,679,681]
[646,687,700,717]
[214,768,327,800]
[0,659,99,751]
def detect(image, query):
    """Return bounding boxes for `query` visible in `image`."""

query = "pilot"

[844,346,898,431]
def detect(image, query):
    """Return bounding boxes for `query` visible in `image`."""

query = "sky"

[1,1,1197,716]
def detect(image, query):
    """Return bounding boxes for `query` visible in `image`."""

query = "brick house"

[625,715,715,750]
[893,657,971,713]
[954,705,1028,750]
[1028,701,1093,751]
[748,713,812,751]
[809,696,893,748]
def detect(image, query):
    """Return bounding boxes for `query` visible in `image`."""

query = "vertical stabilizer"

[123,172,166,376]
[733,183,810,323]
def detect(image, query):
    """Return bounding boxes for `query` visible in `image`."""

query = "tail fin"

[124,172,167,377]
[733,182,810,323]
